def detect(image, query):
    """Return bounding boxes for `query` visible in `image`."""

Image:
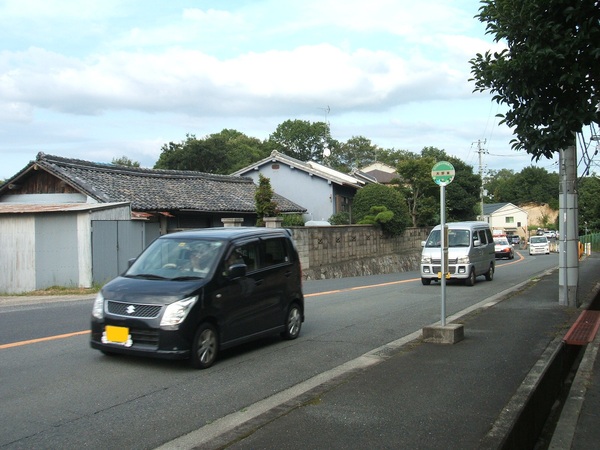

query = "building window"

[505,216,514,224]
[335,195,351,213]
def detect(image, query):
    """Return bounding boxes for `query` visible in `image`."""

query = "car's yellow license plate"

[105,325,130,344]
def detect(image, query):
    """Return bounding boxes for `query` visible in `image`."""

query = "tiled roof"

[359,168,398,184]
[482,203,507,215]
[2,153,306,213]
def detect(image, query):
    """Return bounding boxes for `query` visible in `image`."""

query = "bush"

[281,214,305,227]
[329,211,350,225]
[352,184,409,236]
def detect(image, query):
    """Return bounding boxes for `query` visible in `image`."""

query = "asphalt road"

[0,250,557,449]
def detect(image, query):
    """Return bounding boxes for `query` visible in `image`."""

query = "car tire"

[421,278,432,285]
[465,268,476,286]
[190,323,218,369]
[485,264,494,281]
[281,303,302,340]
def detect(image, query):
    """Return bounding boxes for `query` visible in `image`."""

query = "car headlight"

[457,256,470,264]
[421,255,432,264]
[160,296,198,329]
[92,292,105,319]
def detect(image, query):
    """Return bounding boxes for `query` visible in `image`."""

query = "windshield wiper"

[127,273,168,280]
[170,275,203,281]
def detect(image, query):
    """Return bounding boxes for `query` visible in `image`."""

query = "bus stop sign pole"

[431,161,455,327]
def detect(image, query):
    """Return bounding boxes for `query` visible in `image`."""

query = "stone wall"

[288,225,429,280]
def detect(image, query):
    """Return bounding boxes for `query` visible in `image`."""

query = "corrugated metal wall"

[0,217,36,293]
[36,214,80,288]
[91,221,160,285]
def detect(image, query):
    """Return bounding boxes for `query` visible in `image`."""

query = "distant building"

[481,202,529,237]
[356,162,399,185]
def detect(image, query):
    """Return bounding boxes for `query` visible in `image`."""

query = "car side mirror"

[227,263,247,279]
[420,240,426,247]
[473,239,481,247]
[128,258,136,268]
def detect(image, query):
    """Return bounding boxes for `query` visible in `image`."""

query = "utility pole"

[559,140,579,307]
[476,139,487,221]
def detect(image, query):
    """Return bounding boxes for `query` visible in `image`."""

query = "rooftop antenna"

[320,105,331,158]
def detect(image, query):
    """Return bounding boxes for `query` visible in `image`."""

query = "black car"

[508,235,520,245]
[90,227,304,369]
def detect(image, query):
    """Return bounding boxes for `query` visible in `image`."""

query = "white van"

[420,221,495,286]
[528,235,550,255]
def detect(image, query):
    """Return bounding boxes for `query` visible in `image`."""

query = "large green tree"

[154,130,268,173]
[330,136,379,172]
[484,166,560,208]
[483,168,516,202]
[470,0,600,159]
[395,152,438,227]
[578,175,600,232]
[268,120,338,162]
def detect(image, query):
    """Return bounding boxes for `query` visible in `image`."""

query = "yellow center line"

[0,330,90,349]
[305,278,419,297]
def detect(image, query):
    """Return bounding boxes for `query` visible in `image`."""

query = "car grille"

[107,300,162,319]
[432,266,457,274]
[130,329,160,346]
[431,258,458,264]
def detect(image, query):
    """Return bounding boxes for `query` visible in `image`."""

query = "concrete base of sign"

[422,323,464,344]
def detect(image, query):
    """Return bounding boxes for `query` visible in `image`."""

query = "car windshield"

[530,236,547,244]
[425,229,470,248]
[126,237,224,280]
[494,238,509,245]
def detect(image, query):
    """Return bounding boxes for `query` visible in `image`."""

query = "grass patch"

[4,285,101,297]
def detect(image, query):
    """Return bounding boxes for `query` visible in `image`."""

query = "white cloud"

[1,0,551,180]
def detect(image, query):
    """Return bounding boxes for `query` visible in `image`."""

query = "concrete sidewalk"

[191,254,600,449]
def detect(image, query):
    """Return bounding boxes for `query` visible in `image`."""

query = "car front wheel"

[465,268,476,286]
[190,323,218,369]
[281,303,302,340]
[421,278,432,285]
[485,264,494,281]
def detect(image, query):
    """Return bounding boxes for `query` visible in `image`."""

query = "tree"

[255,174,278,226]
[484,166,560,207]
[268,120,338,162]
[396,152,438,227]
[578,175,600,232]
[483,168,516,202]
[111,156,140,167]
[154,130,269,174]
[512,166,560,208]
[330,136,379,172]
[421,147,481,221]
[470,0,600,159]
[352,184,409,236]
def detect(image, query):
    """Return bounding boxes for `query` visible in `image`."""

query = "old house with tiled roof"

[0,153,305,293]
[1,153,305,230]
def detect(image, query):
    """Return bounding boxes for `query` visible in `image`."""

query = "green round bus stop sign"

[431,161,455,186]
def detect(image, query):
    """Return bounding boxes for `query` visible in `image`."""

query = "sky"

[0,0,567,181]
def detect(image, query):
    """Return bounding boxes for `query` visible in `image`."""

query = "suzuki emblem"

[126,305,136,314]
